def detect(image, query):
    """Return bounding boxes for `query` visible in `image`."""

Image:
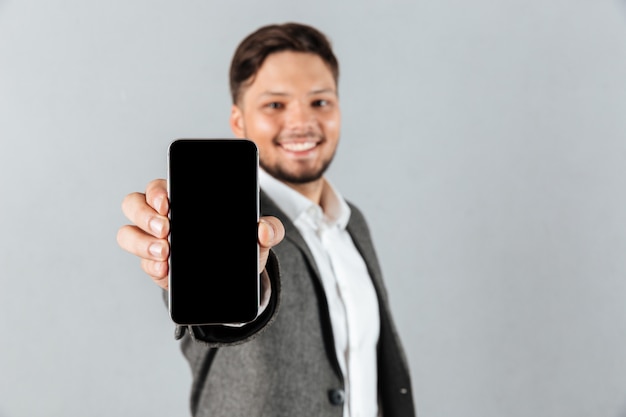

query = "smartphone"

[167,139,259,325]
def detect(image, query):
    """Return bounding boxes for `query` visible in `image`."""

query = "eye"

[265,102,284,110]
[312,99,329,107]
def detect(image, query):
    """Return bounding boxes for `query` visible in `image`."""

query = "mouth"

[280,141,318,153]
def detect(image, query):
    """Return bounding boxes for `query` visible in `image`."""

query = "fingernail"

[149,243,164,259]
[149,217,164,235]
[154,196,164,213]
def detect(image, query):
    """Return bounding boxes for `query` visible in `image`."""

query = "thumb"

[258,216,285,248]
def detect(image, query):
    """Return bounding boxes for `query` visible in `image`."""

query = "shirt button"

[328,388,345,405]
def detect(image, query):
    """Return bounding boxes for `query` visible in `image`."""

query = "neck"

[283,177,325,207]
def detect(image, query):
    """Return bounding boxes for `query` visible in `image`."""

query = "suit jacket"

[175,192,416,417]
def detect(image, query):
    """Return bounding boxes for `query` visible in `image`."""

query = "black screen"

[168,139,259,325]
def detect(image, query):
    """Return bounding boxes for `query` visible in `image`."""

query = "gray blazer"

[174,192,416,417]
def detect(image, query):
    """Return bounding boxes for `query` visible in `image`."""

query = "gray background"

[1,0,626,416]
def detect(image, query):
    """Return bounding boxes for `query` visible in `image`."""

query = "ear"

[230,105,245,138]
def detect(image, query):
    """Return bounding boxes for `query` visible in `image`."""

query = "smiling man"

[230,50,339,195]
[117,23,415,417]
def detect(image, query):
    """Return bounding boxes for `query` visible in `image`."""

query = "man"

[117,22,415,417]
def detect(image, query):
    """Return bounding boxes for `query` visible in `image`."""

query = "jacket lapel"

[260,190,344,379]
[260,191,323,281]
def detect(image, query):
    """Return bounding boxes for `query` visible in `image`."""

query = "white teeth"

[282,142,316,152]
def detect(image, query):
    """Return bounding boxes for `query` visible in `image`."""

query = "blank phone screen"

[167,139,259,325]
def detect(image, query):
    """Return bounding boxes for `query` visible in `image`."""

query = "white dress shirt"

[260,169,380,417]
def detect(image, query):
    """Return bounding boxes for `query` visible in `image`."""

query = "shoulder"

[346,200,365,219]
[345,200,371,235]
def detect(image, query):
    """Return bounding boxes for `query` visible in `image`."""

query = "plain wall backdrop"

[1,0,626,416]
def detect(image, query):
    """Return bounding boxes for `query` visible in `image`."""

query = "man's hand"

[117,179,285,289]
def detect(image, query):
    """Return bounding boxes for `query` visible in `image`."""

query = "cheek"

[321,112,341,136]
[246,114,282,139]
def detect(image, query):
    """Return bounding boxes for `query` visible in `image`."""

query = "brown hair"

[229,22,339,104]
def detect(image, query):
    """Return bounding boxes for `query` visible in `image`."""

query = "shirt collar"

[259,169,351,230]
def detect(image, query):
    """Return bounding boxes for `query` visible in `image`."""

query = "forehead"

[243,51,337,98]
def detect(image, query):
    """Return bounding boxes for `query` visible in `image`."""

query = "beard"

[260,154,334,184]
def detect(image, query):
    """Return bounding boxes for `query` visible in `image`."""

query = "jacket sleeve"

[168,249,281,347]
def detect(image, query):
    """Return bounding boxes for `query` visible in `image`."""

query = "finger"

[258,216,285,248]
[145,179,168,216]
[140,258,169,289]
[121,192,170,239]
[258,216,285,273]
[117,225,169,261]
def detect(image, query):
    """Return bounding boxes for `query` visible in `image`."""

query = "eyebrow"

[259,91,290,98]
[259,88,337,98]
[309,88,336,96]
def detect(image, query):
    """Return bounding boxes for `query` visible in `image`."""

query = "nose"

[285,101,314,130]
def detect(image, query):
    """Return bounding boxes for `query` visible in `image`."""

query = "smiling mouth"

[280,141,318,152]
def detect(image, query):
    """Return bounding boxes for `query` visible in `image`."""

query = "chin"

[262,164,328,185]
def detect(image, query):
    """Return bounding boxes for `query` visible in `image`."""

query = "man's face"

[230,51,341,185]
